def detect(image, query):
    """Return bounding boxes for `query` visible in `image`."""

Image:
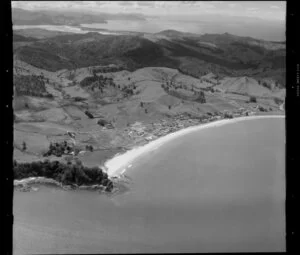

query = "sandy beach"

[105,115,285,177]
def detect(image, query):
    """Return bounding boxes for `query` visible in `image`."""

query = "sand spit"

[105,115,285,177]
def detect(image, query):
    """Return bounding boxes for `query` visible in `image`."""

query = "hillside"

[13,28,285,167]
[13,29,285,87]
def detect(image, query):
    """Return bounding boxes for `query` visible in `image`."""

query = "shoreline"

[104,115,285,178]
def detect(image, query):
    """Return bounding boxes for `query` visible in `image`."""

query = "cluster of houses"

[125,108,257,143]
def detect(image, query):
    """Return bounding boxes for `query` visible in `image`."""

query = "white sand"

[105,115,285,177]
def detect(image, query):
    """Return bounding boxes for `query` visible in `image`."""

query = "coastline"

[14,176,112,193]
[104,115,285,178]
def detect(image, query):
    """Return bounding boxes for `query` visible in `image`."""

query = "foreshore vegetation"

[13,159,114,191]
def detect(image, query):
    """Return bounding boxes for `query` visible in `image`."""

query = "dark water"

[13,118,285,253]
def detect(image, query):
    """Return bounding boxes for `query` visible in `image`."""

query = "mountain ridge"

[13,28,285,87]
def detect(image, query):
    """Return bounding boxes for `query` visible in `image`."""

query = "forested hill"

[13,29,285,87]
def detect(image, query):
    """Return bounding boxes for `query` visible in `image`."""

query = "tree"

[274,97,283,105]
[249,96,257,103]
[22,141,27,151]
[196,91,206,103]
[224,112,233,119]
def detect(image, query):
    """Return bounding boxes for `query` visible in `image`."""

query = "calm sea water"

[13,118,285,253]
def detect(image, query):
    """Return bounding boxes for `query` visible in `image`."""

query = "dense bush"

[43,141,73,157]
[80,75,116,91]
[274,97,284,105]
[14,75,53,98]
[80,76,99,87]
[258,106,268,112]
[249,96,257,103]
[195,91,206,103]
[261,81,272,90]
[13,159,113,191]
[224,112,233,119]
[84,110,94,119]
[97,119,110,127]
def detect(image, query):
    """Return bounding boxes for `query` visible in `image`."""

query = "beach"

[105,115,285,178]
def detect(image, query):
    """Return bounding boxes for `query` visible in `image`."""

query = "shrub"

[249,96,257,103]
[97,119,109,126]
[258,106,267,112]
[224,112,233,119]
[274,97,283,105]
[196,91,206,103]
[84,110,94,119]
[13,160,113,190]
[22,141,27,151]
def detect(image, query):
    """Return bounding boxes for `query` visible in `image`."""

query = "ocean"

[13,117,285,253]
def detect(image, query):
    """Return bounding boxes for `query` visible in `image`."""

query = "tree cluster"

[43,141,74,157]
[249,96,257,103]
[91,66,123,74]
[14,75,53,98]
[74,97,86,102]
[85,145,94,152]
[273,97,283,105]
[80,75,116,92]
[260,80,272,90]
[224,112,233,119]
[258,106,268,112]
[195,91,206,103]
[84,110,94,119]
[13,159,114,191]
[97,119,113,128]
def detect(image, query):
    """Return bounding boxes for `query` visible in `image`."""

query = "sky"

[11,1,286,21]
[12,1,286,41]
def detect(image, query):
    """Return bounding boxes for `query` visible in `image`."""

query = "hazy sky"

[12,1,286,21]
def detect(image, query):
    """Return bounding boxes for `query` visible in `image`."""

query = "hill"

[13,55,285,166]
[13,29,285,86]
